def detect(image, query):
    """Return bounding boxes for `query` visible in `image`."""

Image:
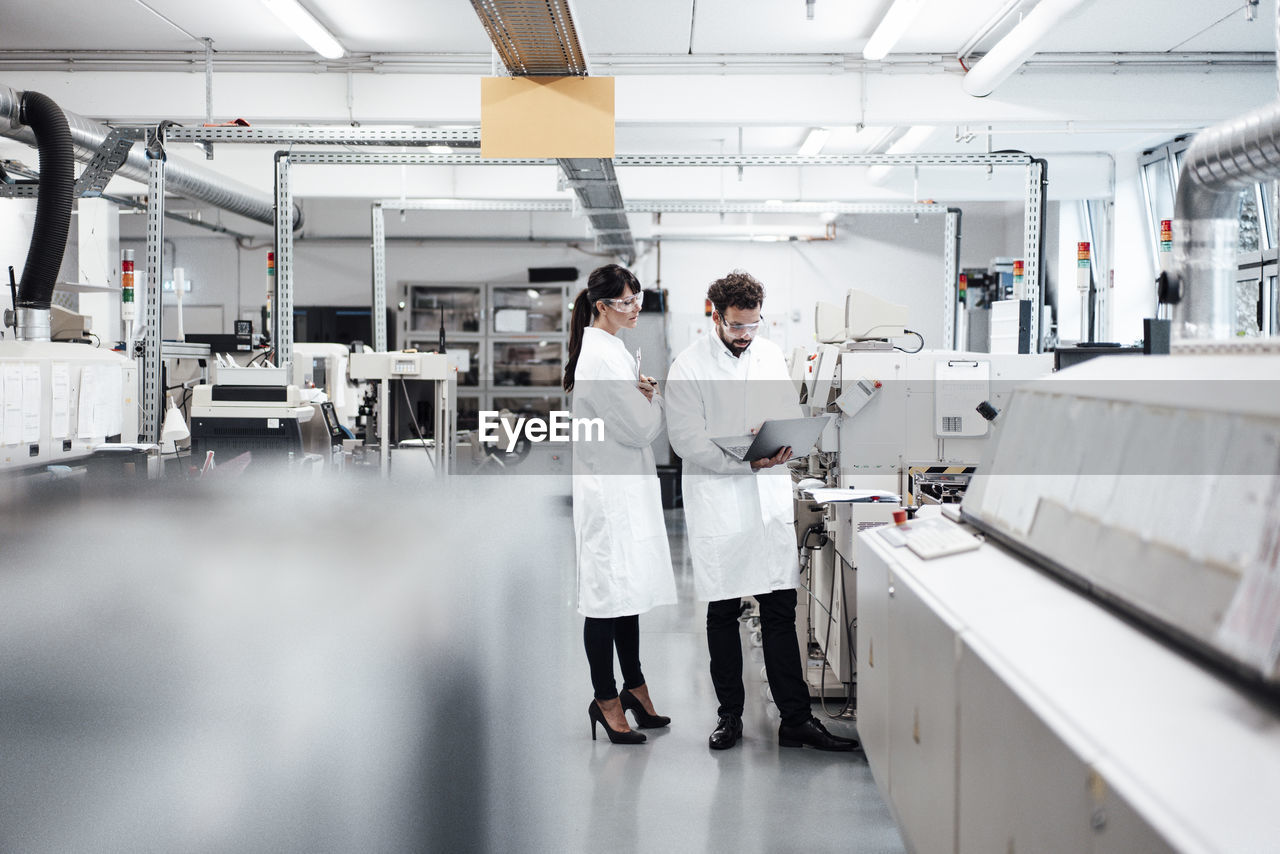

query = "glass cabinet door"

[408,285,483,335]
[491,286,566,334]
[491,340,564,388]
[490,394,565,425]
[455,394,481,433]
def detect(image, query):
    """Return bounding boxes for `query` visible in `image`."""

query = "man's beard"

[718,326,753,356]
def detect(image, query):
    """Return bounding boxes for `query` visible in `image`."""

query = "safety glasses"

[603,292,644,311]
[720,316,762,334]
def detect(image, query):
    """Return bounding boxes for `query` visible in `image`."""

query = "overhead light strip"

[863,0,928,61]
[261,0,345,59]
[866,125,934,182]
[797,128,830,157]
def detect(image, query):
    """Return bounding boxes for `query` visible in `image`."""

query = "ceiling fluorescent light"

[261,0,345,59]
[866,125,933,183]
[863,0,927,61]
[798,128,830,156]
[962,0,1090,97]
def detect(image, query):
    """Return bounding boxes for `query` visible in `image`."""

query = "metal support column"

[1022,160,1044,352]
[435,381,451,476]
[944,209,960,350]
[142,141,165,444]
[371,204,388,352]
[378,379,390,477]
[273,153,294,376]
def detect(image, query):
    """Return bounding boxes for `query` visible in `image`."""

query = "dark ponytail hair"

[563,264,641,392]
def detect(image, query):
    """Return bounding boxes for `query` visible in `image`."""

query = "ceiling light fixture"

[863,0,927,61]
[426,144,452,154]
[866,125,934,183]
[798,128,831,156]
[261,0,345,59]
[962,0,1090,97]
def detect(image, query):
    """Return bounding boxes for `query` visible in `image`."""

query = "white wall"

[632,201,1027,360]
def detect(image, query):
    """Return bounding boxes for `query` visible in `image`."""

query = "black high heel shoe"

[589,700,646,744]
[619,687,671,729]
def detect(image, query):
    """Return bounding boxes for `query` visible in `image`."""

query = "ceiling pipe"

[1166,100,1280,340]
[863,0,927,61]
[961,0,1093,97]
[1162,0,1280,341]
[0,83,302,230]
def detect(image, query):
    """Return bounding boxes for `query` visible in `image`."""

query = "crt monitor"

[845,290,908,340]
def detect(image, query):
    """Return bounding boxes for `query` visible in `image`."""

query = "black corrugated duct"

[15,90,74,313]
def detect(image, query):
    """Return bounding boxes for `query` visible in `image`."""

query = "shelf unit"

[399,282,573,431]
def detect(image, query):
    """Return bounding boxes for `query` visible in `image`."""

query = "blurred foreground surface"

[0,474,573,854]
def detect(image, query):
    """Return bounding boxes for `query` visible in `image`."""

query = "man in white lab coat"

[666,270,857,752]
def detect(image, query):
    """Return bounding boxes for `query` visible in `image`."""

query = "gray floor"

[0,476,906,853]
[542,505,908,854]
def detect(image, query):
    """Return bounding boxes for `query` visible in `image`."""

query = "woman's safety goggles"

[602,292,644,311]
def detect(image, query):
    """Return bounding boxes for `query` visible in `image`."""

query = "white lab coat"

[571,327,677,618]
[666,332,802,602]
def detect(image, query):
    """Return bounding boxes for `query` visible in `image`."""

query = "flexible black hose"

[16,90,74,310]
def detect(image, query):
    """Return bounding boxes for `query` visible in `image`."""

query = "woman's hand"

[637,375,659,401]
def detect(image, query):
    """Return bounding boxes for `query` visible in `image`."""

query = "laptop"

[712,415,833,462]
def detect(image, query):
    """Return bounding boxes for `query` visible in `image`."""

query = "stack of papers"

[802,487,900,504]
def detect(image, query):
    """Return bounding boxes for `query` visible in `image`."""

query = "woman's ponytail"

[563,265,642,393]
[563,288,594,392]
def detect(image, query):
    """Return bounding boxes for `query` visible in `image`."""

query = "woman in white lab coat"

[565,264,677,745]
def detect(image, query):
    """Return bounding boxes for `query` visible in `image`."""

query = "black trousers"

[583,615,645,701]
[706,588,810,728]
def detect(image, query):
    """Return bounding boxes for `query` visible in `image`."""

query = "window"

[1140,137,1277,335]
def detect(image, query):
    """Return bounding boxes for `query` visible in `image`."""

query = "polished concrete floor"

[0,476,906,853]
[543,503,908,854]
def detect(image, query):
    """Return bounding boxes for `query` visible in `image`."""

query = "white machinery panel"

[0,341,137,473]
[963,353,1280,688]
[857,521,1280,854]
[833,349,1051,496]
[348,351,450,382]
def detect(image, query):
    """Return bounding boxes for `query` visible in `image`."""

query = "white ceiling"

[1,0,1271,58]
[0,0,1275,229]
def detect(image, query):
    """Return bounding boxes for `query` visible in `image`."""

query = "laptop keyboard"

[724,445,751,458]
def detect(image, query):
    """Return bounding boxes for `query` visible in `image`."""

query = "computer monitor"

[845,290,908,340]
[814,301,847,343]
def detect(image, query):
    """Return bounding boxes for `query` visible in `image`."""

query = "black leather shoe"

[778,717,860,751]
[708,714,743,750]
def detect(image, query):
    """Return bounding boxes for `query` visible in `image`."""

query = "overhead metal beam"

[0,50,1268,75]
[162,126,481,147]
[283,151,1032,167]
[372,198,972,216]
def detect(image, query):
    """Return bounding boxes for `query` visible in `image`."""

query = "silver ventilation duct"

[1169,0,1280,342]
[1169,100,1280,340]
[0,84,301,230]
